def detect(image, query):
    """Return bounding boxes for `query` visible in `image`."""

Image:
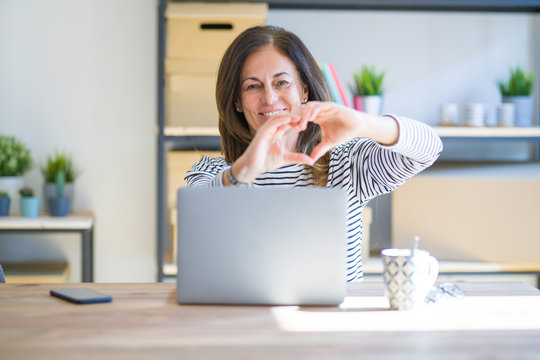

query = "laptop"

[176,187,347,306]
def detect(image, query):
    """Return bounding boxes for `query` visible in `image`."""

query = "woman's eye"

[246,84,261,91]
[276,80,290,87]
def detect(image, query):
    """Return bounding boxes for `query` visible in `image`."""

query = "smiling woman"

[238,47,308,134]
[214,25,332,186]
[184,25,443,282]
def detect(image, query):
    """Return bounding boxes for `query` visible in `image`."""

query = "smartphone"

[50,288,113,304]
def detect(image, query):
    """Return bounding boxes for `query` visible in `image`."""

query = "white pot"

[363,95,383,115]
[0,176,24,215]
[502,96,533,127]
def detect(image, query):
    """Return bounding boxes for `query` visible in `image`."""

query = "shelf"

[169,0,540,12]
[164,126,220,137]
[434,126,540,140]
[164,125,540,140]
[0,212,94,230]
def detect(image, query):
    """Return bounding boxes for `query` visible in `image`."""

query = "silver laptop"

[176,187,347,306]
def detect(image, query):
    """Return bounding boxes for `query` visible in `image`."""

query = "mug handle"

[427,256,439,287]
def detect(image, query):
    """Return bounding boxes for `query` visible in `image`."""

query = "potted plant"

[47,171,69,217]
[352,65,386,115]
[0,135,32,215]
[41,151,79,214]
[0,190,10,217]
[497,66,534,127]
[19,186,40,218]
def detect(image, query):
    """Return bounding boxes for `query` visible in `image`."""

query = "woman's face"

[237,45,308,134]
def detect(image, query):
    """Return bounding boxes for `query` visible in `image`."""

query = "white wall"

[0,3,537,281]
[267,10,537,126]
[0,0,157,282]
[267,9,538,248]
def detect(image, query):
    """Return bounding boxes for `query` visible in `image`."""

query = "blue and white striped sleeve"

[184,156,228,187]
[349,115,443,202]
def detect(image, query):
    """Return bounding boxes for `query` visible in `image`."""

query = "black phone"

[50,288,113,304]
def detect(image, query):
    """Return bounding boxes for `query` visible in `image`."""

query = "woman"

[185,25,443,282]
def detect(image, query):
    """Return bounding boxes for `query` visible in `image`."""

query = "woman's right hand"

[228,114,314,184]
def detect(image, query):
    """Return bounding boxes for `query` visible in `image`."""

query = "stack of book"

[320,62,350,107]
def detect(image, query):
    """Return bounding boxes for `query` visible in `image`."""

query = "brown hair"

[216,25,332,186]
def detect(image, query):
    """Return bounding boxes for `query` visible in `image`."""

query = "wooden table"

[0,212,94,281]
[1,282,539,359]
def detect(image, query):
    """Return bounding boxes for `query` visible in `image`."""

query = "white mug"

[497,103,515,127]
[439,103,458,126]
[382,248,439,310]
[464,103,485,127]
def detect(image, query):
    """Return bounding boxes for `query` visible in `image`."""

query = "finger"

[309,113,331,125]
[273,124,290,139]
[276,114,305,135]
[298,117,309,131]
[257,115,296,140]
[310,140,333,162]
[300,101,320,122]
[289,117,307,132]
[302,102,335,123]
[262,113,296,130]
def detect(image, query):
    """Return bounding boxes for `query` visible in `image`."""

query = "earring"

[303,98,308,104]
[236,107,242,112]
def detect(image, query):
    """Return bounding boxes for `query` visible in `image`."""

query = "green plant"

[41,151,79,183]
[0,190,9,198]
[19,186,34,198]
[0,135,32,177]
[353,65,386,96]
[498,66,534,96]
[56,171,65,198]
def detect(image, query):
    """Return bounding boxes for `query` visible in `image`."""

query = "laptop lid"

[176,187,347,306]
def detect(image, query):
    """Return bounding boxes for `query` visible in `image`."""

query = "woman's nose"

[263,86,278,104]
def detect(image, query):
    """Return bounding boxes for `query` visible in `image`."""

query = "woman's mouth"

[260,108,287,119]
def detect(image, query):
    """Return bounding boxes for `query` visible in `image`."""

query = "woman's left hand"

[300,101,399,162]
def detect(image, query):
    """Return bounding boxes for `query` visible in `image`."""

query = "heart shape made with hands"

[245,102,356,175]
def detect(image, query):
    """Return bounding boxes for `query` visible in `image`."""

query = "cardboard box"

[166,2,268,61]
[392,163,540,263]
[165,59,220,127]
[164,3,267,128]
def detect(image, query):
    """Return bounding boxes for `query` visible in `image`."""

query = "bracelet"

[226,167,249,188]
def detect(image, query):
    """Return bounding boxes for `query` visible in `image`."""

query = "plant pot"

[44,183,74,213]
[502,96,533,127]
[20,197,41,218]
[353,96,364,112]
[0,176,23,215]
[48,197,70,217]
[0,197,10,216]
[353,95,383,115]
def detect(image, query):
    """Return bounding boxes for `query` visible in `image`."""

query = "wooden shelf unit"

[156,0,540,281]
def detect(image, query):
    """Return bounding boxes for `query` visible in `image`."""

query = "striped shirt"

[185,116,443,282]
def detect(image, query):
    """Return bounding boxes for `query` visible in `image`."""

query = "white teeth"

[262,110,284,116]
